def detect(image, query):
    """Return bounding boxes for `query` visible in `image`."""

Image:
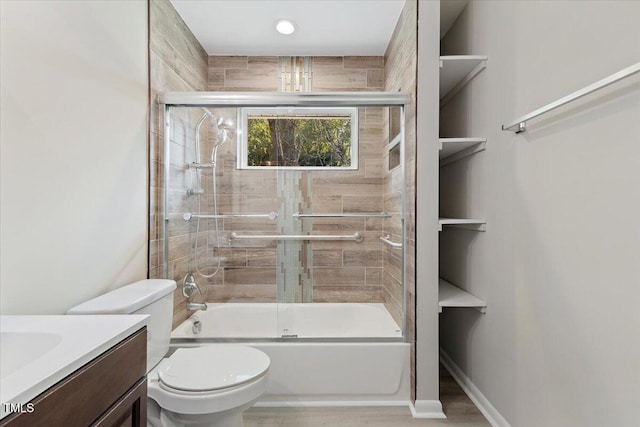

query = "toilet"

[67,279,269,427]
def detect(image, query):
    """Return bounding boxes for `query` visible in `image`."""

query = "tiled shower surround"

[149,0,416,348]
[149,0,209,327]
[187,106,390,305]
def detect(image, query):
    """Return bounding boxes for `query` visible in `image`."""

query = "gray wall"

[416,0,441,407]
[439,1,640,426]
[0,1,148,314]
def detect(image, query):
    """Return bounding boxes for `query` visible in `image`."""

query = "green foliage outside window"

[247,116,352,167]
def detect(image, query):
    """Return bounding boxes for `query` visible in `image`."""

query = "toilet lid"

[157,345,270,392]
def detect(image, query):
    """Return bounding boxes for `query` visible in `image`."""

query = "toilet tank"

[67,279,177,371]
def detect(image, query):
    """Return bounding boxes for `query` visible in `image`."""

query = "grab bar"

[502,62,640,133]
[380,234,402,248]
[189,162,215,169]
[183,212,278,221]
[293,212,391,218]
[228,232,363,243]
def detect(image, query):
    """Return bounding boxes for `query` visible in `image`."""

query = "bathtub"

[171,303,410,406]
[172,302,403,339]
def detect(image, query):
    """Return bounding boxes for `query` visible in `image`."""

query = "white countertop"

[0,314,148,420]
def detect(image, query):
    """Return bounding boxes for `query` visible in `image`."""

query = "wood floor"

[244,365,491,426]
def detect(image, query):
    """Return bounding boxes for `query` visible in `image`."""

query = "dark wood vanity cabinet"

[0,328,147,427]
[92,378,146,427]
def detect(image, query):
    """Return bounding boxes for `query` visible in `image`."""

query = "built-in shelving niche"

[438,218,486,232]
[387,134,401,171]
[439,137,486,166]
[437,54,489,316]
[439,56,487,168]
[438,54,488,232]
[439,55,487,107]
[439,278,486,314]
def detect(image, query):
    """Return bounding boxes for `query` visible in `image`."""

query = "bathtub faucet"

[183,272,207,312]
[186,301,207,312]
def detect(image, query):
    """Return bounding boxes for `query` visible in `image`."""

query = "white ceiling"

[170,0,406,56]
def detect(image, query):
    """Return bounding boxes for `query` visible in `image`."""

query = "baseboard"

[409,400,446,419]
[255,400,411,408]
[439,348,511,427]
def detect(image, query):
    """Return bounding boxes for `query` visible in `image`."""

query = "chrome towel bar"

[502,62,640,133]
[228,232,363,243]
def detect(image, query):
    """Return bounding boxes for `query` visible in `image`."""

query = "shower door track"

[159,91,410,107]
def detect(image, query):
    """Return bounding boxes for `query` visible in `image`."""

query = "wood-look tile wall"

[307,57,388,304]
[312,56,385,91]
[384,0,417,402]
[205,55,388,304]
[149,0,209,329]
[207,56,385,92]
[208,56,280,91]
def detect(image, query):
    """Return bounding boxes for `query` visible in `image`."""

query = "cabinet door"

[92,379,147,427]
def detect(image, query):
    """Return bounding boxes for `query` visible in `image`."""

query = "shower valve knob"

[182,272,201,298]
[186,188,204,196]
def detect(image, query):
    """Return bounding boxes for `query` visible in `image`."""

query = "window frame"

[237,106,359,170]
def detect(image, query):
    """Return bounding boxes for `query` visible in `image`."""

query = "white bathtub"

[171,303,410,406]
[172,303,403,339]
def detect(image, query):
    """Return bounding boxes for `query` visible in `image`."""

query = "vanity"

[0,315,147,427]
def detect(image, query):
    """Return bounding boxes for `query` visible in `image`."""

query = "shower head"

[211,117,234,147]
[196,112,234,146]
[214,128,231,147]
[214,117,234,131]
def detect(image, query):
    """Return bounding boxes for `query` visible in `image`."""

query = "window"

[238,107,358,169]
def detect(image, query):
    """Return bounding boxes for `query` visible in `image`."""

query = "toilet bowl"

[67,279,270,427]
[147,345,270,427]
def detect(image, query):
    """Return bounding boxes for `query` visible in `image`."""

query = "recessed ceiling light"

[275,19,296,35]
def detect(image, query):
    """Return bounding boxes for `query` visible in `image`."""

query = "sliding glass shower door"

[158,95,407,341]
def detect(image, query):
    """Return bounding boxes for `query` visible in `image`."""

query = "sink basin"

[0,315,147,420]
[0,332,62,378]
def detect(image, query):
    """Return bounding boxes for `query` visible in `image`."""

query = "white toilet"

[67,279,269,427]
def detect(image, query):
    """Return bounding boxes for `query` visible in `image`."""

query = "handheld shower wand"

[211,117,234,163]
[190,112,235,280]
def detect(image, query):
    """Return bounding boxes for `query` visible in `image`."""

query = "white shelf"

[439,218,486,231]
[440,55,488,107]
[439,137,486,166]
[439,278,486,314]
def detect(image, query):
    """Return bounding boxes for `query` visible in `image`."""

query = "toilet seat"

[147,345,270,416]
[158,345,270,392]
